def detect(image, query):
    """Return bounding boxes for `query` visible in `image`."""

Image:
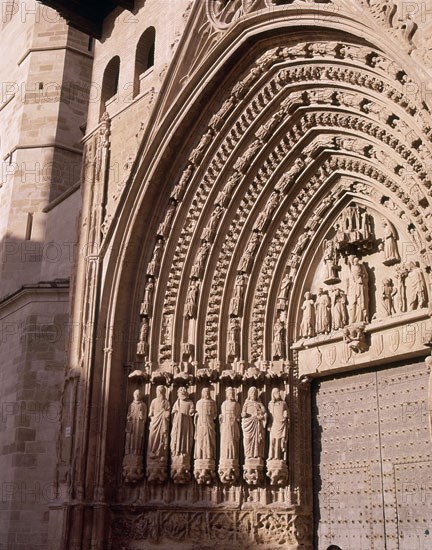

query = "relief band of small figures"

[122,385,289,487]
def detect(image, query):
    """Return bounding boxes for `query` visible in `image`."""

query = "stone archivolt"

[69,10,432,548]
[117,38,432,537]
[138,39,432,371]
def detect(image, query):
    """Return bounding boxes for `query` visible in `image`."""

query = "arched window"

[133,27,156,98]
[100,56,120,116]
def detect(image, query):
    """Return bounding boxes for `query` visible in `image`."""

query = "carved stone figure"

[209,96,235,130]
[380,278,397,317]
[277,273,292,310]
[408,225,426,254]
[242,386,267,485]
[300,291,315,338]
[253,192,279,232]
[190,130,213,164]
[157,201,176,239]
[228,317,241,358]
[215,172,242,207]
[267,388,289,486]
[171,164,193,201]
[395,264,408,312]
[343,325,368,353]
[219,387,241,484]
[238,232,260,273]
[267,388,288,461]
[323,239,340,284]
[332,288,348,330]
[194,388,217,485]
[95,112,111,181]
[191,241,210,279]
[292,231,310,255]
[347,256,369,324]
[170,387,195,483]
[287,252,301,279]
[147,385,170,483]
[315,288,331,334]
[141,278,155,317]
[185,279,199,319]
[229,273,247,317]
[255,111,283,141]
[406,261,427,311]
[201,205,223,243]
[273,318,285,358]
[234,140,261,173]
[123,390,147,483]
[147,239,164,277]
[381,219,400,265]
[136,318,149,356]
[335,206,373,252]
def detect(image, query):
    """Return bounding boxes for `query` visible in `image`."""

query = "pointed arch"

[65,6,432,548]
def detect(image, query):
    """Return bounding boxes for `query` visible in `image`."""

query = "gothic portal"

[52,1,432,549]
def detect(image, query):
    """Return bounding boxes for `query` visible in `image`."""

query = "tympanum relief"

[295,203,429,355]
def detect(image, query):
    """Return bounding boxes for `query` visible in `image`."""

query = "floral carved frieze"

[111,509,310,548]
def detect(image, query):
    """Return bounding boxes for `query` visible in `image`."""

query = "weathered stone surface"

[5,0,432,548]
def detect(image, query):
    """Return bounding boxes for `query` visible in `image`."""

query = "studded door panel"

[312,360,432,550]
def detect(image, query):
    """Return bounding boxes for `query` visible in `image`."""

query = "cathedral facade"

[2,1,432,549]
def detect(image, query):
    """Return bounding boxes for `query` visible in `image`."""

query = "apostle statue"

[122,389,147,483]
[242,386,267,484]
[194,388,217,484]
[170,387,195,483]
[201,206,223,243]
[146,385,170,483]
[218,387,241,484]
[267,388,288,461]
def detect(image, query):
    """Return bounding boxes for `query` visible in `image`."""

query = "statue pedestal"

[122,454,144,484]
[194,458,216,485]
[267,459,288,485]
[170,454,192,484]
[146,457,167,484]
[218,458,240,484]
[243,457,264,485]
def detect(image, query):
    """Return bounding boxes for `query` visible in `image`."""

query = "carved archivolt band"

[134,39,432,373]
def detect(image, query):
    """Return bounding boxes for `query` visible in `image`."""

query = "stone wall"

[0,2,93,548]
